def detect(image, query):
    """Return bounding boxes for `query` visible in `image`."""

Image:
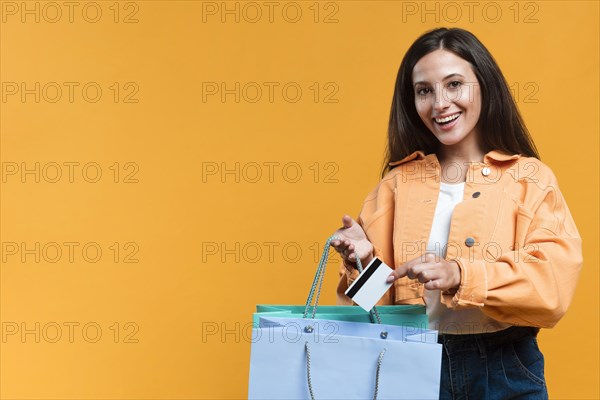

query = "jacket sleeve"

[441,169,583,328]
[336,175,397,306]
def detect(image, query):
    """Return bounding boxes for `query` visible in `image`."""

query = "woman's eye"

[448,81,462,89]
[416,88,431,96]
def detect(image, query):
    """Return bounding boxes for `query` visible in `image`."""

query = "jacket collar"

[388,151,426,166]
[388,149,520,167]
[483,150,521,164]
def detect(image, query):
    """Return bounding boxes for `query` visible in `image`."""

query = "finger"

[414,267,440,283]
[424,279,443,290]
[407,261,437,280]
[388,254,433,283]
[413,252,436,265]
[342,215,354,229]
[333,237,350,247]
[345,249,356,260]
[386,263,409,283]
[331,242,346,251]
[399,253,436,278]
[332,240,350,250]
[347,242,356,255]
[344,251,357,263]
[332,245,350,259]
[346,247,358,260]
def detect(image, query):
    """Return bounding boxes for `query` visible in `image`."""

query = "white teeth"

[435,113,460,123]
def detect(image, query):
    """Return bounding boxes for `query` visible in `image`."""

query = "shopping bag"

[254,304,428,327]
[248,236,442,399]
[248,324,442,399]
[255,235,428,327]
[257,315,438,344]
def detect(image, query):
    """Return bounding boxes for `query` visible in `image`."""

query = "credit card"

[344,257,393,312]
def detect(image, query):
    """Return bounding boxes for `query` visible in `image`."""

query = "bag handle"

[302,236,382,326]
[304,341,386,400]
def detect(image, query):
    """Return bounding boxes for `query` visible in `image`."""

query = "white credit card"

[344,257,393,312]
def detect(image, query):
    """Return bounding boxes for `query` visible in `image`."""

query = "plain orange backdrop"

[1,1,598,399]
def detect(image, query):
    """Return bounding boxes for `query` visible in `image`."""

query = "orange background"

[1,1,598,399]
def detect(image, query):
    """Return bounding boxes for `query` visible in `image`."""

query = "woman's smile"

[433,111,462,131]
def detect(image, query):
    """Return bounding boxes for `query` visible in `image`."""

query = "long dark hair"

[382,27,540,177]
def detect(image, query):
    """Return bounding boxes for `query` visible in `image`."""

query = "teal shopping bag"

[253,304,427,327]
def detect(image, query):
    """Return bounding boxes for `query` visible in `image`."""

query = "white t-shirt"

[424,182,511,334]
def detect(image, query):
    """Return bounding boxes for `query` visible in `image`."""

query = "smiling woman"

[412,50,483,159]
[330,27,583,400]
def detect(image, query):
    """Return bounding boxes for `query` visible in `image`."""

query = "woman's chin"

[435,135,464,147]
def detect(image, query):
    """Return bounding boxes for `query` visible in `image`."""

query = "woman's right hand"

[330,215,375,272]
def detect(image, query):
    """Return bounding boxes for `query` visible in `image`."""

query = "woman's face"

[412,49,482,149]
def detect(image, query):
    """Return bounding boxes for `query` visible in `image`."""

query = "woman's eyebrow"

[413,73,466,86]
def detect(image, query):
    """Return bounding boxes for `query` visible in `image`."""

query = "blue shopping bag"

[248,236,442,399]
[248,324,442,399]
[257,315,439,344]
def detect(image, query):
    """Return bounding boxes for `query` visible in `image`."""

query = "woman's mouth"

[433,112,461,130]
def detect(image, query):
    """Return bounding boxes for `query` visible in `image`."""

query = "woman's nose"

[434,85,450,110]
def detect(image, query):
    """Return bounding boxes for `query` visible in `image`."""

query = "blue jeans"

[437,326,548,400]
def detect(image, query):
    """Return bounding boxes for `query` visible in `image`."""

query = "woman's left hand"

[386,253,461,292]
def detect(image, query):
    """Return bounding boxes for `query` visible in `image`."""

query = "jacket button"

[465,237,475,247]
[472,191,481,198]
[481,166,491,176]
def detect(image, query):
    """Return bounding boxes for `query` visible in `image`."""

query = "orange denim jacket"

[337,150,583,329]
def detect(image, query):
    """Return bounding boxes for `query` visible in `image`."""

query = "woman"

[331,27,582,399]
